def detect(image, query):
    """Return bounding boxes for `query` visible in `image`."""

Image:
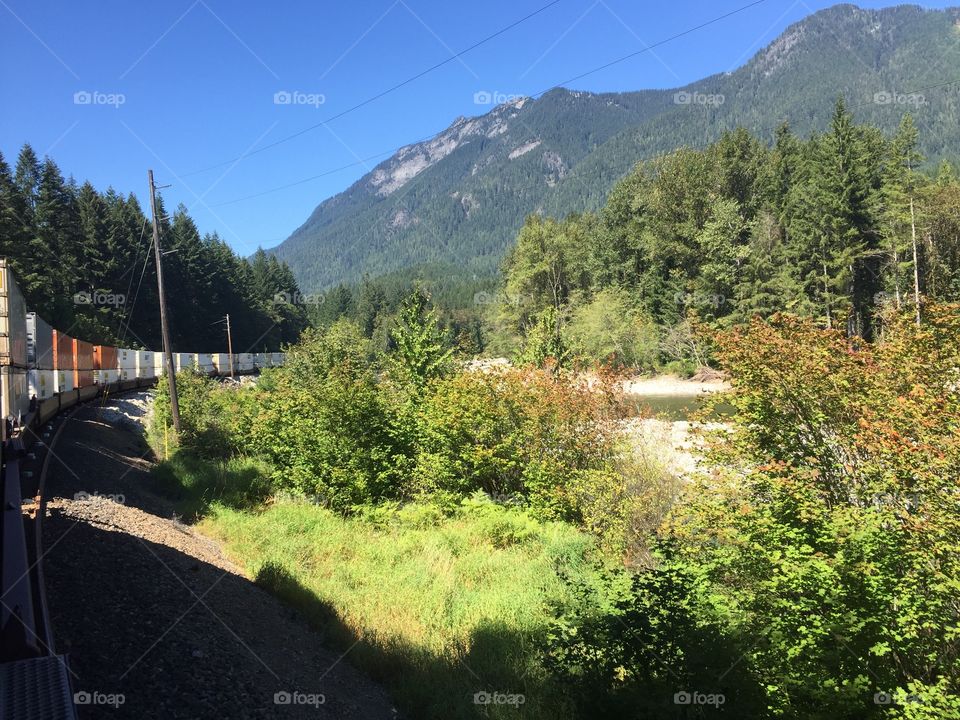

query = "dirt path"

[40,401,396,720]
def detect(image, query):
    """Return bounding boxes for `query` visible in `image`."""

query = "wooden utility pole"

[225,313,235,378]
[148,169,181,432]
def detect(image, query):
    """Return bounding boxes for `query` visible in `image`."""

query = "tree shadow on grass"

[254,561,577,720]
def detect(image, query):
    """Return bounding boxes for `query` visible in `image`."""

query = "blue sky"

[1,0,956,255]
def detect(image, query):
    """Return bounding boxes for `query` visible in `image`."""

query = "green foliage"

[656,305,960,718]
[565,288,660,370]
[251,321,411,510]
[388,287,454,387]
[515,306,571,369]
[412,366,621,521]
[0,145,304,347]
[495,101,960,368]
[546,557,764,718]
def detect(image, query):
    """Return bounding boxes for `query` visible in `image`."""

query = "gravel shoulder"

[41,395,396,720]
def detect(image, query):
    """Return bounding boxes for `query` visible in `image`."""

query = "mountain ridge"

[270,3,960,293]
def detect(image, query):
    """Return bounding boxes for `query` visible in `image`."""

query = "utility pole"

[148,169,180,432]
[225,313,235,379]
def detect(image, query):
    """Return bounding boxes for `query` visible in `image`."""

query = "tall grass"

[200,495,608,719]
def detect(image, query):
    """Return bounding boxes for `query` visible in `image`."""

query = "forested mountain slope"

[272,3,960,292]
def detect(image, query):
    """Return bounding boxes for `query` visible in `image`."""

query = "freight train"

[0,258,284,438]
[0,256,288,718]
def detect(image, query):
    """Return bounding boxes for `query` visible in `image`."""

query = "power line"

[206,0,773,208]
[533,0,770,93]
[180,0,564,178]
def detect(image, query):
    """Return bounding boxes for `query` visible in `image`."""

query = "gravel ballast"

[40,396,396,719]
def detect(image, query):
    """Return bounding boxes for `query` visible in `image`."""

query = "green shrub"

[413,366,622,521]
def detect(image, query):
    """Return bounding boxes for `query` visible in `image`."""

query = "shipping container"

[27,312,54,370]
[271,352,284,366]
[118,348,137,369]
[55,367,74,394]
[252,352,265,368]
[196,352,215,374]
[73,339,94,388]
[1,367,30,431]
[153,353,166,376]
[52,330,74,373]
[93,345,119,385]
[28,368,56,401]
[212,353,234,375]
[118,348,137,380]
[0,259,28,368]
[174,353,196,372]
[237,352,253,371]
[136,350,156,379]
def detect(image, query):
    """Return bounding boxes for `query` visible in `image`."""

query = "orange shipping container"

[93,345,118,370]
[73,339,94,388]
[52,330,74,371]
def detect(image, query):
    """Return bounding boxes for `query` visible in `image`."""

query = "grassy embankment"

[154,454,612,720]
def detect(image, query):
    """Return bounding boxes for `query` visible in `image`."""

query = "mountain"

[270,3,960,293]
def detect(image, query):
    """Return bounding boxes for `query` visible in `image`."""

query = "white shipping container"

[29,368,56,401]
[252,352,266,368]
[196,353,215,374]
[1,367,30,427]
[95,368,120,385]
[118,348,137,370]
[212,353,233,375]
[27,312,55,370]
[137,350,156,379]
[153,354,167,376]
[0,259,28,368]
[271,352,285,366]
[237,352,253,371]
[55,368,74,394]
[174,353,196,371]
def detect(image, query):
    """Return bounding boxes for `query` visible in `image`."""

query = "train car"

[118,348,137,381]
[0,260,30,430]
[196,352,215,375]
[136,350,156,380]
[27,312,56,402]
[93,345,119,385]
[270,352,285,367]
[153,352,166,377]
[252,352,266,369]
[73,339,95,389]
[52,330,74,394]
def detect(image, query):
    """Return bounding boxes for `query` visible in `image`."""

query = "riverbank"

[621,374,730,397]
